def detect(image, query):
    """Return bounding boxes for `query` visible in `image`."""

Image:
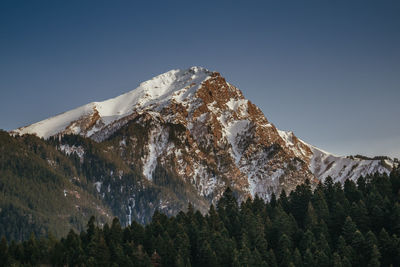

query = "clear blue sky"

[1,0,399,158]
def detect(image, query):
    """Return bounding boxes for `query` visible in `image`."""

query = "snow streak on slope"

[142,126,169,181]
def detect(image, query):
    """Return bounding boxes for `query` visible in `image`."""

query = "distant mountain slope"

[0,131,112,240]
[277,130,393,183]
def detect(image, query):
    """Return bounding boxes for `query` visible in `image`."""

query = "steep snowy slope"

[14,67,211,140]
[12,67,393,203]
[278,130,392,183]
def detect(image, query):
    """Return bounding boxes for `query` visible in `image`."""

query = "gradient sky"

[1,0,399,158]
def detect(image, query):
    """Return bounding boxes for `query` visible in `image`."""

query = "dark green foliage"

[1,166,400,266]
[0,131,111,241]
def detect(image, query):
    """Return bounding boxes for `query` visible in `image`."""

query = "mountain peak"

[188,66,211,73]
[11,67,393,202]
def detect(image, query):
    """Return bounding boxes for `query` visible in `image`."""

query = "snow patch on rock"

[142,127,169,180]
[223,119,250,164]
[59,144,85,162]
[94,181,102,193]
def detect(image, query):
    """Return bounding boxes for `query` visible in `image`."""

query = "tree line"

[1,169,400,266]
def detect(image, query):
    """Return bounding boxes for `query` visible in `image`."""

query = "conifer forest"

[1,170,400,266]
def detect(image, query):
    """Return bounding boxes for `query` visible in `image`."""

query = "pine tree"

[207,205,222,232]
[390,202,400,236]
[110,217,123,245]
[332,252,342,267]
[344,179,362,203]
[266,249,278,267]
[250,248,266,267]
[304,202,318,230]
[132,245,152,267]
[289,181,312,227]
[269,206,296,247]
[64,229,84,266]
[0,236,9,266]
[316,233,331,259]
[365,230,378,260]
[303,248,315,267]
[312,188,330,223]
[174,226,191,266]
[87,232,110,267]
[279,248,293,267]
[130,220,145,245]
[330,202,346,238]
[217,187,240,242]
[150,251,161,267]
[342,216,357,243]
[24,233,40,265]
[351,230,366,266]
[270,192,277,208]
[378,229,397,267]
[342,256,352,267]
[357,176,366,194]
[315,250,330,267]
[157,232,177,267]
[197,240,218,267]
[350,200,369,232]
[175,253,190,267]
[277,234,292,266]
[391,234,400,265]
[50,241,65,266]
[299,229,316,253]
[232,249,241,267]
[86,216,96,245]
[238,240,252,267]
[323,176,335,210]
[293,248,303,267]
[336,235,354,265]
[279,189,289,213]
[367,244,381,267]
[367,191,385,231]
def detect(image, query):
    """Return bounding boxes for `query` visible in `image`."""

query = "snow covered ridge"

[278,130,394,183]
[11,66,395,202]
[12,66,212,140]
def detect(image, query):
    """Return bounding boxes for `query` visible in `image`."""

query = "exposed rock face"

[13,67,393,207]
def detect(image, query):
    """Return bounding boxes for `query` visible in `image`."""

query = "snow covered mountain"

[12,66,394,203]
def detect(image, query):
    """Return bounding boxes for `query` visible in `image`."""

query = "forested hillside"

[0,129,211,241]
[0,131,112,240]
[1,170,399,266]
